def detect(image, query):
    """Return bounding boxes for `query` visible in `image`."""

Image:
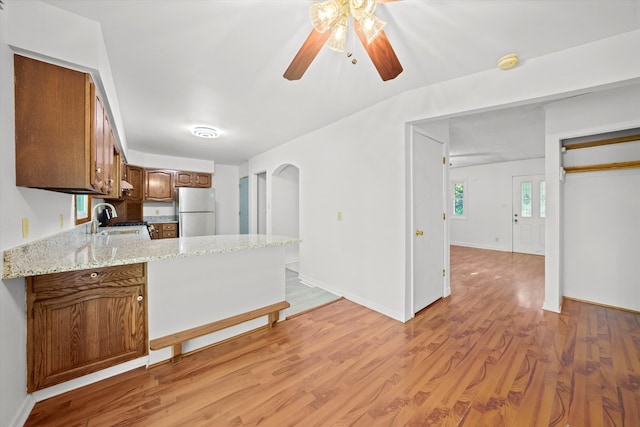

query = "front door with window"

[512,174,545,255]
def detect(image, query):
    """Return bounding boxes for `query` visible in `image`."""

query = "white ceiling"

[40,0,640,166]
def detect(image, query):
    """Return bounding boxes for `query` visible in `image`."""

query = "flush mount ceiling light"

[283,0,403,81]
[191,126,219,138]
[497,54,519,70]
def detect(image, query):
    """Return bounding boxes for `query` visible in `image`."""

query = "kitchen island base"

[147,245,288,366]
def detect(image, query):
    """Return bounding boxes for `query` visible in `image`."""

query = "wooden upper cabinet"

[194,172,211,188]
[126,165,144,202]
[144,169,174,201]
[175,171,212,188]
[14,55,115,195]
[103,147,121,199]
[175,171,193,187]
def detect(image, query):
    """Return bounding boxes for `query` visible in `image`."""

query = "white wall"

[127,150,215,174]
[212,164,239,235]
[272,164,300,263]
[545,83,640,312]
[248,29,640,323]
[449,158,545,251]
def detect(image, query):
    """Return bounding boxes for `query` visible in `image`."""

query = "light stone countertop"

[2,225,300,280]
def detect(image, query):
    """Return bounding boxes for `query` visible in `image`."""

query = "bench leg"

[268,310,280,328]
[171,343,183,363]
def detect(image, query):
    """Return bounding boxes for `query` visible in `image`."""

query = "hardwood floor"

[25,246,640,426]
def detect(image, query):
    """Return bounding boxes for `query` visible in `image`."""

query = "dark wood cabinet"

[126,165,144,202]
[175,171,212,188]
[144,169,175,201]
[14,55,115,195]
[149,223,178,239]
[27,263,148,392]
[103,145,121,200]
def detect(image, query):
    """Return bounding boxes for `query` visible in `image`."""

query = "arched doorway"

[271,164,300,265]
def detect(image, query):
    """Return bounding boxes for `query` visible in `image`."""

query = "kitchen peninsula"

[3,227,299,392]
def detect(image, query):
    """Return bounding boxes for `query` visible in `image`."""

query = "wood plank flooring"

[25,246,640,426]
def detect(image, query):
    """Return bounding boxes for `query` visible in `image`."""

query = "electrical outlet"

[155,209,160,215]
[60,214,64,228]
[337,211,343,221]
[22,218,29,237]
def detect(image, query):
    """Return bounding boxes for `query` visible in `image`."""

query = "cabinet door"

[175,171,193,187]
[126,166,144,201]
[149,223,161,240]
[194,173,212,188]
[14,55,95,192]
[27,265,147,392]
[91,88,106,193]
[104,146,121,200]
[145,169,174,201]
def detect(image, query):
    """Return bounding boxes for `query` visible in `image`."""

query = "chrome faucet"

[90,202,118,233]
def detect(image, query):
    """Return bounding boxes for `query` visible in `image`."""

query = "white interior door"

[413,133,445,313]
[512,174,545,255]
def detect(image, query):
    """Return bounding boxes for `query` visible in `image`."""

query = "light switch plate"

[22,218,29,237]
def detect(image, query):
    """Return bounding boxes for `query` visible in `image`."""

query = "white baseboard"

[542,300,562,313]
[9,394,35,427]
[450,241,512,252]
[299,274,405,322]
[31,356,149,403]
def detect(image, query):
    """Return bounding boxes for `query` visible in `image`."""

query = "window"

[521,181,532,218]
[452,181,466,218]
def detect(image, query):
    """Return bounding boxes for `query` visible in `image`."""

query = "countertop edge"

[3,230,300,280]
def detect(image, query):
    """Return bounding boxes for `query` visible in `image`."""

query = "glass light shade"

[309,0,341,33]
[359,14,386,44]
[325,16,348,52]
[349,0,377,21]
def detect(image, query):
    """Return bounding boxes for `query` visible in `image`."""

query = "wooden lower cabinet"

[149,223,178,239]
[26,263,148,392]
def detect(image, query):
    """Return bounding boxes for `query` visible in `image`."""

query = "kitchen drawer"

[161,223,177,231]
[161,230,177,238]
[31,263,146,292]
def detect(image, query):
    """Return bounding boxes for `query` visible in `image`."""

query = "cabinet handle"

[90,272,98,278]
[136,295,143,302]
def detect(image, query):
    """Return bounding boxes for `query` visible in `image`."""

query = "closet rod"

[564,160,640,173]
[563,134,640,150]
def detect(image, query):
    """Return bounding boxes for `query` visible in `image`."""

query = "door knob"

[416,229,424,236]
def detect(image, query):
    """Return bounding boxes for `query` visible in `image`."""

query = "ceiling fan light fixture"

[191,126,219,139]
[359,14,386,44]
[326,16,348,52]
[310,0,341,33]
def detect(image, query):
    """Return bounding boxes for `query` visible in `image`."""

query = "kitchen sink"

[99,229,141,236]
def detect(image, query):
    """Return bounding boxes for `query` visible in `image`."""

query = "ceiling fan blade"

[354,22,403,81]
[283,29,331,80]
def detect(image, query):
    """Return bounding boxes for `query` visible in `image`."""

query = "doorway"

[239,176,248,234]
[512,174,545,255]
[412,132,446,314]
[271,164,300,264]
[256,172,267,234]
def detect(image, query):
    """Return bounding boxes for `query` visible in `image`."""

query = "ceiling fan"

[283,0,403,81]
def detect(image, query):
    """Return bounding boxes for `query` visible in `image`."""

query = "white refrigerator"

[176,187,216,237]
